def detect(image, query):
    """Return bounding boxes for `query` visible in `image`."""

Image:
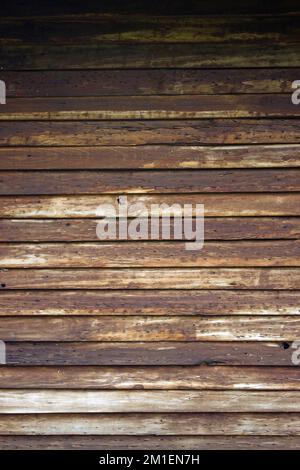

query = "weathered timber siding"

[0,0,300,450]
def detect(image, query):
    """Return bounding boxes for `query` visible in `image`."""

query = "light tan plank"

[0,268,299,289]
[0,241,298,268]
[1,194,299,218]
[0,413,299,435]
[0,366,299,389]
[1,390,300,413]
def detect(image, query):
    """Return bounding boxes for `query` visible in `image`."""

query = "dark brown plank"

[0,268,299,289]
[1,194,299,218]
[1,241,299,268]
[5,341,294,365]
[1,95,298,120]
[2,70,298,97]
[0,290,298,316]
[0,365,299,389]
[1,0,298,16]
[1,120,299,146]
[0,16,299,45]
[1,44,299,69]
[0,435,300,450]
[1,170,299,195]
[0,218,299,242]
[0,145,299,170]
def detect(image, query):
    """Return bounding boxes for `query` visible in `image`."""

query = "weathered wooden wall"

[0,0,300,450]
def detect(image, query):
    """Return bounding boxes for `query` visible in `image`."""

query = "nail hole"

[282,342,290,350]
[1,283,6,288]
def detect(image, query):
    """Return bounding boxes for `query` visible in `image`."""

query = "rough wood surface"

[1,44,299,69]
[1,268,299,289]
[1,194,299,218]
[0,413,300,435]
[1,169,299,195]
[0,366,299,389]
[1,241,299,268]
[0,95,298,120]
[2,70,298,97]
[0,316,298,341]
[1,16,299,45]
[1,217,299,241]
[5,341,294,366]
[1,289,298,315]
[2,6,299,447]
[1,120,300,146]
[0,435,300,450]
[1,390,300,413]
[1,145,299,170]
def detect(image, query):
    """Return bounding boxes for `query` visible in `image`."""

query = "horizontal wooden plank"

[1,16,298,45]
[1,0,298,16]
[1,170,299,195]
[1,241,299,268]
[1,44,299,69]
[1,95,299,120]
[1,390,300,413]
[1,194,299,218]
[2,70,298,97]
[1,145,300,170]
[1,120,300,146]
[1,218,299,242]
[1,268,299,290]
[5,341,294,366]
[0,290,298,316]
[0,316,298,341]
[0,366,299,389]
[0,413,299,435]
[1,435,300,450]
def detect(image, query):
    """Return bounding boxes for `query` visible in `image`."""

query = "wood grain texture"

[1,43,299,69]
[1,290,298,315]
[1,169,299,195]
[2,70,298,97]
[0,366,299,389]
[1,194,299,218]
[1,120,300,146]
[1,95,299,120]
[1,145,299,170]
[1,241,299,268]
[1,15,299,45]
[1,5,299,447]
[5,341,294,366]
[0,217,299,242]
[0,413,300,435]
[1,390,300,413]
[1,435,300,450]
[1,268,299,289]
[0,316,298,341]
